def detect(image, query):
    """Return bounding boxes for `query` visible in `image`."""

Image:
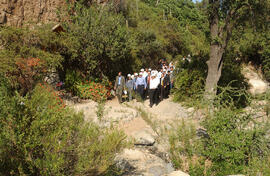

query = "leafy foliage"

[0,80,127,175]
[170,89,270,176]
[0,26,64,94]
[77,81,111,103]
[63,4,133,81]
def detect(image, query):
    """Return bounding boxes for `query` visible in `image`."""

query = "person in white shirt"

[157,69,163,79]
[149,73,160,107]
[143,68,148,78]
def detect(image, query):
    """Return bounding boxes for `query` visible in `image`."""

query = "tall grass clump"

[0,77,127,175]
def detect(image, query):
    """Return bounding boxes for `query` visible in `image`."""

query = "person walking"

[126,74,134,102]
[133,73,138,92]
[136,72,146,100]
[149,73,160,107]
[145,71,151,99]
[165,70,171,98]
[114,72,125,103]
[170,67,174,89]
[160,72,166,101]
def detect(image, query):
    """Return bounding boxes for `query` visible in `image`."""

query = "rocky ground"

[69,97,195,176]
[65,65,269,176]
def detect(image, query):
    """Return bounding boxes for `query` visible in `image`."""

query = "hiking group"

[114,59,175,107]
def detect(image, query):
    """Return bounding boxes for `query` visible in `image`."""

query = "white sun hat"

[134,73,138,76]
[139,72,143,75]
[127,74,131,77]
[140,69,144,72]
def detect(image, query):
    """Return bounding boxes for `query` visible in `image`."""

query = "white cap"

[134,73,138,76]
[149,68,152,71]
[127,74,131,77]
[140,69,144,72]
[139,72,143,75]
[163,69,166,72]
[131,75,134,79]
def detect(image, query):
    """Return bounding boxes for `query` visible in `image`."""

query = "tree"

[204,0,270,98]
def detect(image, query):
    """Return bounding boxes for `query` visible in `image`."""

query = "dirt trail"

[70,97,192,176]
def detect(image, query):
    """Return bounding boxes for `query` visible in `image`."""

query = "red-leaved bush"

[9,57,47,95]
[77,81,112,102]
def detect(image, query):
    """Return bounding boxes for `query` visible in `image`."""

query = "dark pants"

[160,86,165,101]
[149,89,157,107]
[137,85,144,100]
[165,85,170,98]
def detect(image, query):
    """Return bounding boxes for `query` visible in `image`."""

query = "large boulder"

[115,148,174,176]
[242,65,269,95]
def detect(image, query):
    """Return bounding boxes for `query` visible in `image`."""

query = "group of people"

[114,60,175,107]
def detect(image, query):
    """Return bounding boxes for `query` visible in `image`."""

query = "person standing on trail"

[114,72,125,103]
[160,72,166,101]
[170,66,174,89]
[143,68,148,78]
[126,74,134,102]
[149,73,160,107]
[145,71,151,99]
[133,73,138,92]
[165,70,171,98]
[136,72,146,100]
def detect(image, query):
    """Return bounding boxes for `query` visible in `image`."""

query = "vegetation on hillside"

[0,0,270,175]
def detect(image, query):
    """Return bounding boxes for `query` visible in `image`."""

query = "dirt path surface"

[70,97,192,176]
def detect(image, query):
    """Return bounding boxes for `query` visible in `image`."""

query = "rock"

[0,0,66,26]
[187,107,194,113]
[115,148,175,176]
[133,130,155,146]
[242,65,269,95]
[167,170,190,176]
[148,165,167,176]
[249,79,268,95]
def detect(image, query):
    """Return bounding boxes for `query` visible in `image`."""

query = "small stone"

[148,165,167,176]
[133,130,155,146]
[167,170,190,176]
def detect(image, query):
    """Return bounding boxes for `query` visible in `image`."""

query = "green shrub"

[169,90,270,176]
[0,80,127,175]
[76,81,111,103]
[64,69,83,95]
[173,55,207,103]
[169,120,205,175]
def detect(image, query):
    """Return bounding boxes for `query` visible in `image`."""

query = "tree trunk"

[204,0,224,100]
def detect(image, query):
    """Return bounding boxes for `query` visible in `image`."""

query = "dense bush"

[77,81,112,102]
[63,4,133,81]
[0,26,65,94]
[173,55,208,103]
[0,79,127,175]
[169,93,270,176]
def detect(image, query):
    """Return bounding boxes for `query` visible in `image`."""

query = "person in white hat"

[136,72,147,100]
[145,71,151,98]
[143,68,148,78]
[149,73,160,107]
[126,74,134,102]
[157,68,163,79]
[133,73,138,92]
